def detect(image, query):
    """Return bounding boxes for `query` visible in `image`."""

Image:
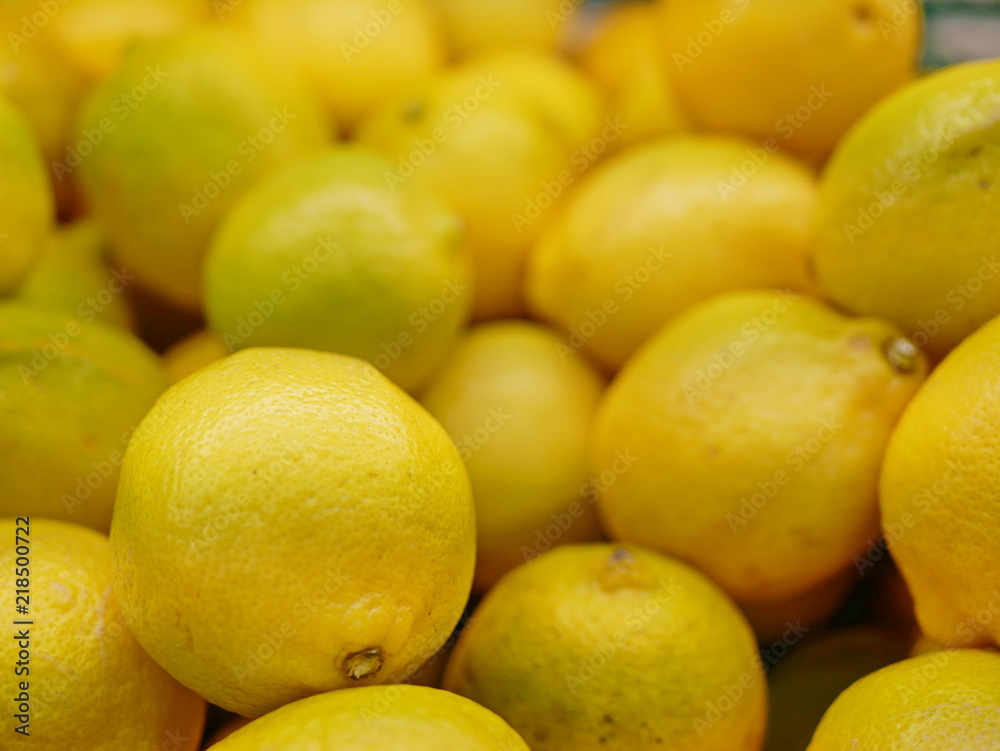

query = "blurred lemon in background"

[578,1,691,151]
[230,0,446,130]
[359,49,604,320]
[421,320,605,591]
[163,329,230,384]
[813,58,1000,360]
[0,301,166,530]
[16,220,135,330]
[204,147,469,392]
[0,94,53,293]
[76,28,327,310]
[527,135,818,371]
[430,0,582,57]
[658,0,922,162]
[0,519,206,750]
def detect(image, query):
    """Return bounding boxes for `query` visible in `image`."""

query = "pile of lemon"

[2,0,999,749]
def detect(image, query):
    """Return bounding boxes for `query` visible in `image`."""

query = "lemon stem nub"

[883,337,920,375]
[343,648,384,680]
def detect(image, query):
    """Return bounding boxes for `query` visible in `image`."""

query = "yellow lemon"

[110,348,476,717]
[358,49,604,320]
[526,134,818,371]
[880,312,1000,648]
[444,544,766,750]
[204,146,469,393]
[429,0,580,56]
[658,0,921,161]
[76,28,327,310]
[592,290,926,604]
[420,320,605,591]
[807,649,1000,750]
[163,329,230,384]
[813,58,1000,360]
[0,301,166,531]
[578,1,692,151]
[50,0,209,80]
[0,519,205,749]
[214,685,529,750]
[765,626,913,751]
[230,0,445,130]
[0,5,88,171]
[16,220,135,330]
[0,93,53,293]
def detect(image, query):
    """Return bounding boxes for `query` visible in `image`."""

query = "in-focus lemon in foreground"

[592,291,926,604]
[658,0,921,161]
[0,519,205,750]
[0,301,166,530]
[444,544,766,750]
[204,147,469,393]
[0,94,53,293]
[807,649,1000,750]
[77,28,327,309]
[527,135,818,370]
[421,321,605,591]
[880,312,1000,648]
[214,685,530,750]
[110,348,476,717]
[813,58,1000,359]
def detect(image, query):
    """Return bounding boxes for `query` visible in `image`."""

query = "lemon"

[658,0,921,161]
[0,519,205,749]
[420,320,605,591]
[230,0,446,130]
[526,134,819,371]
[50,0,208,81]
[880,312,1000,648]
[16,221,135,330]
[0,5,88,170]
[739,567,857,643]
[765,626,913,751]
[813,58,1000,360]
[204,146,468,393]
[0,301,166,531]
[214,685,530,749]
[807,649,1000,750]
[578,1,692,152]
[163,329,230,384]
[76,28,327,310]
[444,544,766,750]
[358,50,604,320]
[430,0,581,56]
[110,348,476,717]
[592,290,926,604]
[207,717,252,747]
[0,94,53,293]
